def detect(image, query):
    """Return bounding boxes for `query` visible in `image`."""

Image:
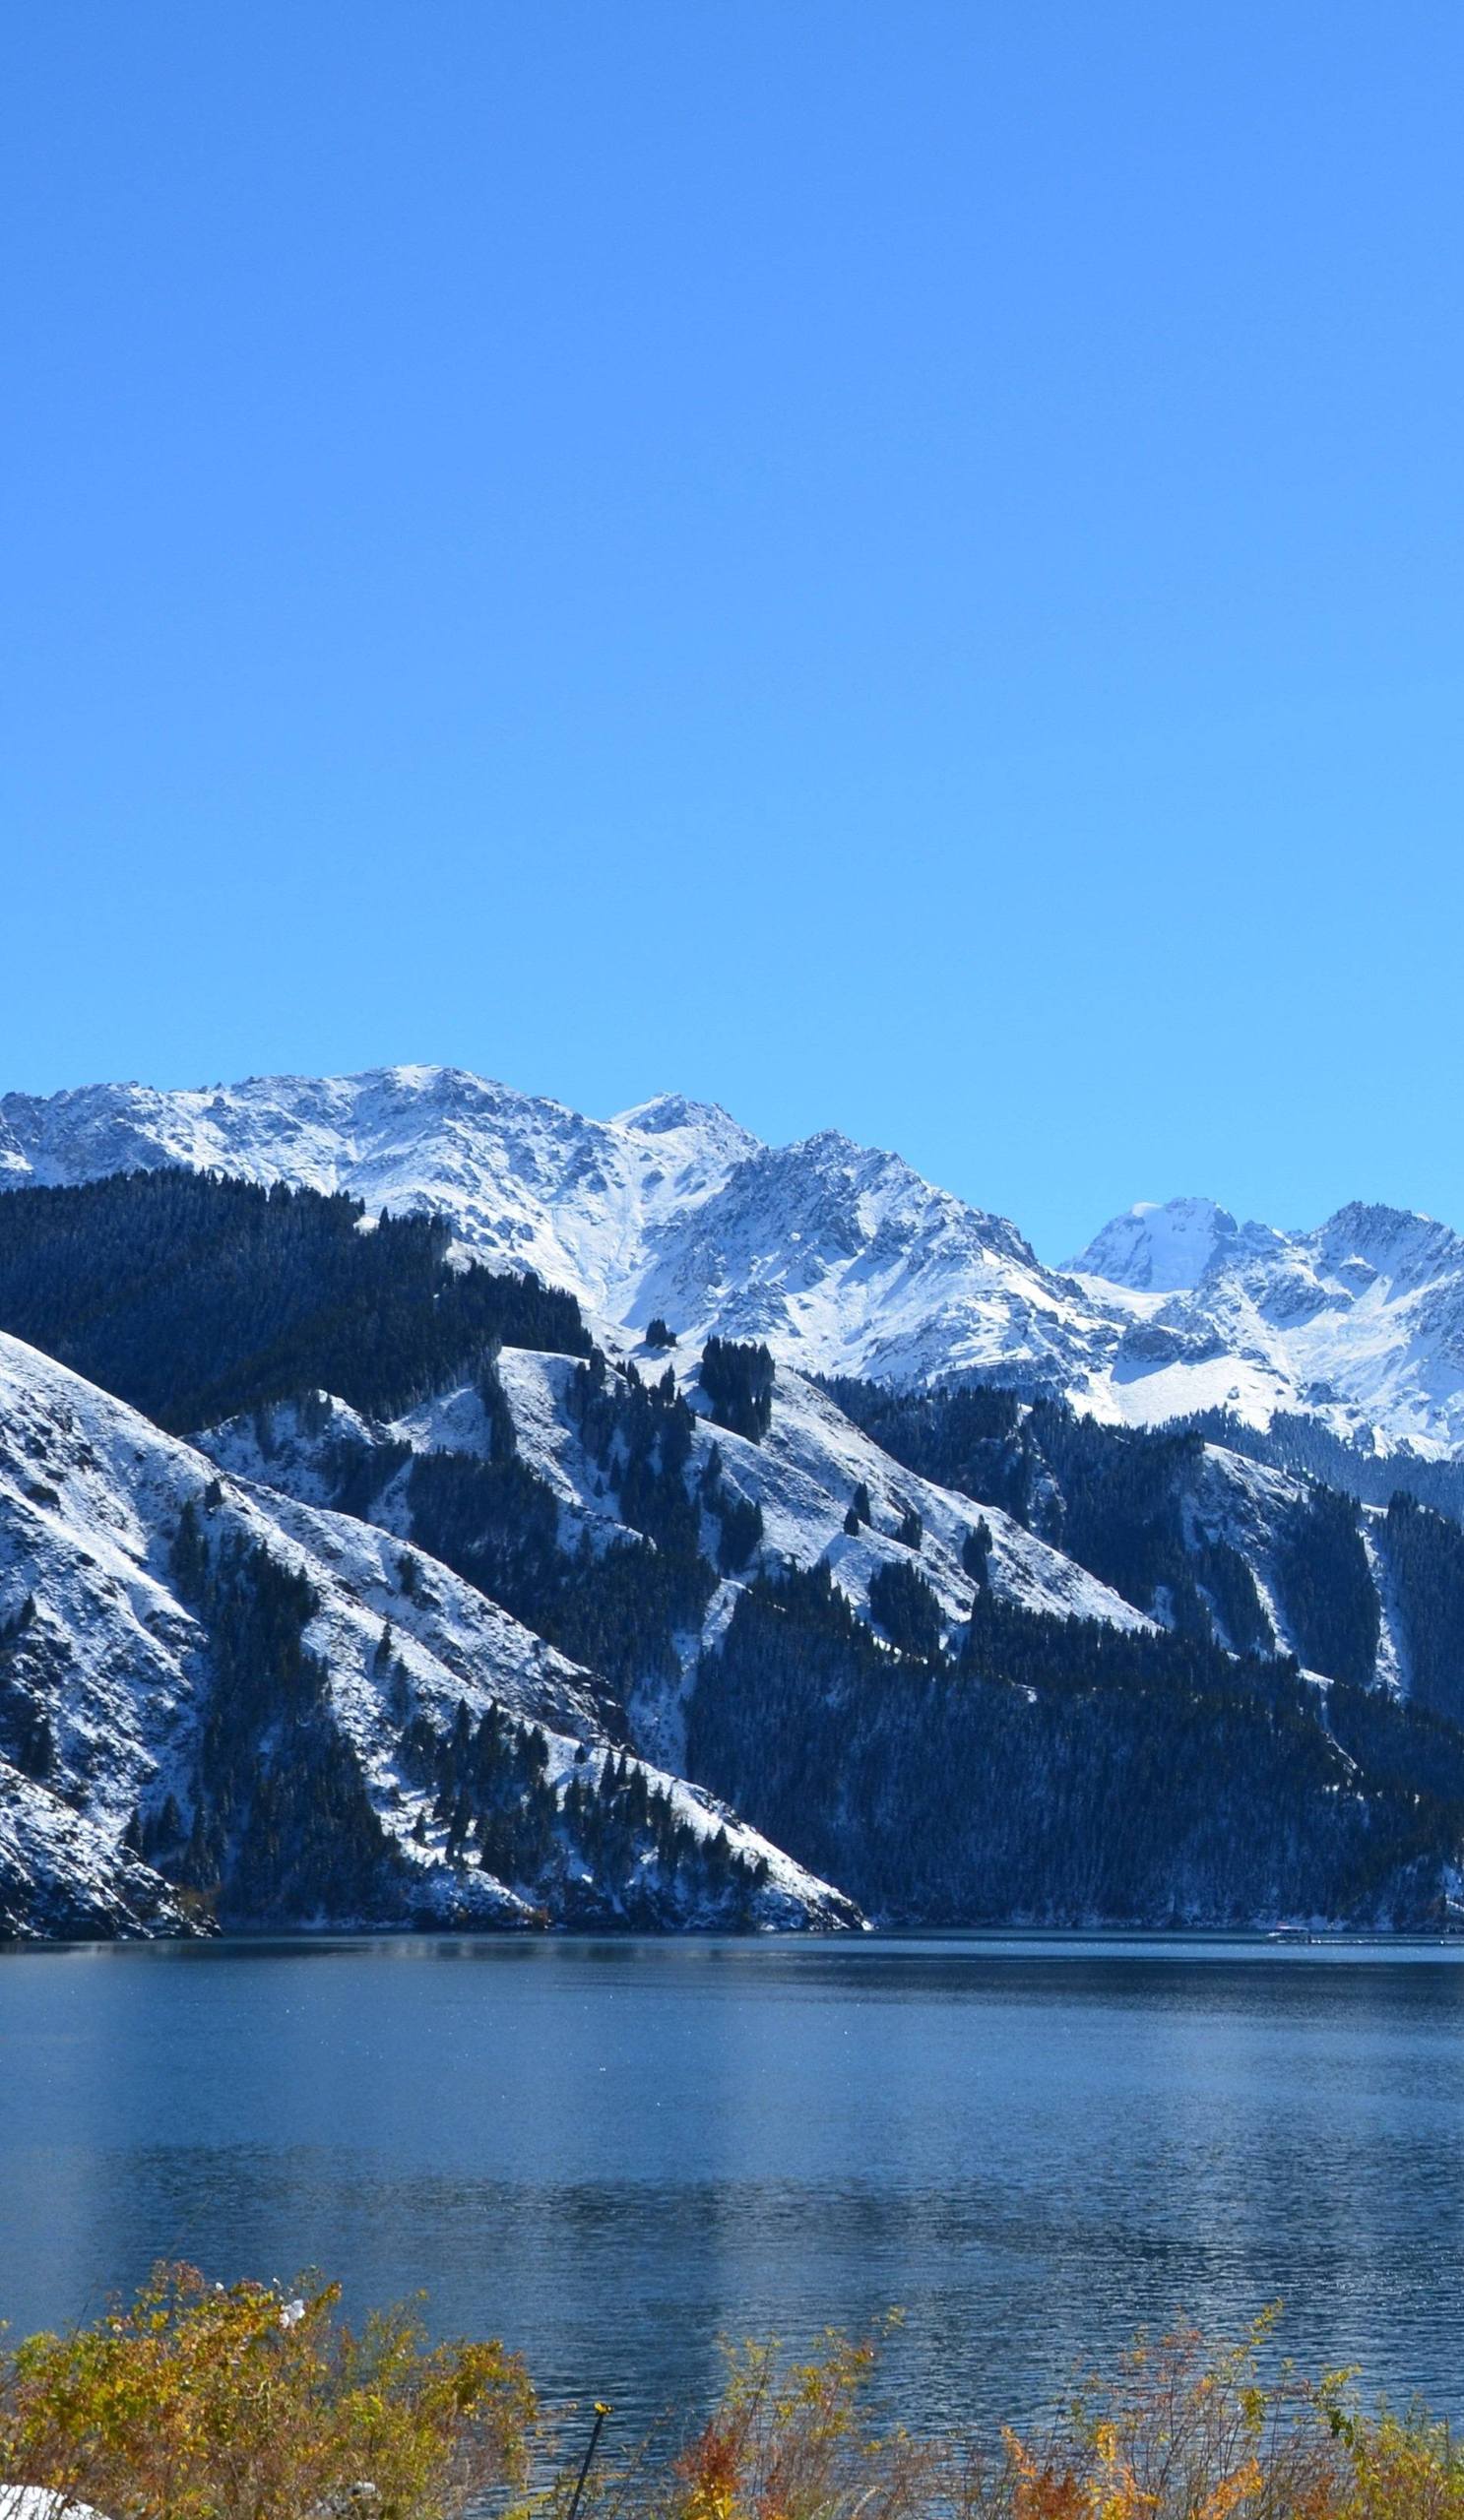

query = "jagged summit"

[612,1091,755,1149]
[1311,1201,1461,1283]
[7,1068,1464,1453]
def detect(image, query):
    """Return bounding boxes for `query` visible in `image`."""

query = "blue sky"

[3,3,1460,1261]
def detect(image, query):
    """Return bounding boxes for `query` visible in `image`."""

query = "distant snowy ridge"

[0,1069,1088,1394]
[1069,1195,1464,1455]
[8,1067,1464,1455]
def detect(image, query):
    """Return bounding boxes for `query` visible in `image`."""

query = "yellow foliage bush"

[0,2262,535,2520]
[604,2313,1464,2520]
[7,2277,1464,2520]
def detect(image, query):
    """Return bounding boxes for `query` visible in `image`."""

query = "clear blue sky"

[3,3,1460,1260]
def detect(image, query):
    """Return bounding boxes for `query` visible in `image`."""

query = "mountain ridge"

[6,1067,1464,1455]
[6,1160,1464,1936]
[0,1324,856,1936]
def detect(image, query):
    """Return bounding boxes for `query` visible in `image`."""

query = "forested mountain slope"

[201,1336,1151,1775]
[4,1165,1464,1932]
[688,1559,1464,1925]
[825,1379,1464,1716]
[0,1329,854,1937]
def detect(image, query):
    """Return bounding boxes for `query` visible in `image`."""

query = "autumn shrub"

[614,2314,1464,2520]
[658,2329,927,2520]
[8,2281,1464,2520]
[987,2316,1354,2520]
[0,2263,535,2520]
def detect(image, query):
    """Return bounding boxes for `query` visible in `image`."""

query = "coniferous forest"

[5,1166,1464,1928]
[0,1166,589,1431]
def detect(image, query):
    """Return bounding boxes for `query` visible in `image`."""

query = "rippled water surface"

[4,1934,1464,2436]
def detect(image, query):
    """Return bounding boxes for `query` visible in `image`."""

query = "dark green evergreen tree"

[868,1556,943,1658]
[962,1519,992,1586]
[700,1339,775,1443]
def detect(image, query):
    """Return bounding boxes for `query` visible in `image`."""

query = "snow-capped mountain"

[6,1138,1464,1934]
[1071,1196,1464,1453]
[0,1330,855,1937]
[7,1066,1464,1455]
[1073,1196,1241,1294]
[0,1071,760,1314]
[0,1068,1115,1395]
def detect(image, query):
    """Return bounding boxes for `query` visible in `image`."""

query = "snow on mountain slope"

[0,1067,1120,1397]
[202,1337,1155,1776]
[626,1131,1114,1389]
[0,1333,855,1935]
[502,1340,1155,1766]
[1072,1197,1242,1294]
[10,1068,1464,1456]
[1074,1197,1464,1453]
[0,1069,757,1315]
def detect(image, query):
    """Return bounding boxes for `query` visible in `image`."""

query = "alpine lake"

[4,1931,1464,2453]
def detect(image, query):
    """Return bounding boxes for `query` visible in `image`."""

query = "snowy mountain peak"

[1311,1202,1462,1287]
[1073,1196,1240,1293]
[0,1071,1071,1387]
[12,1068,1464,1455]
[612,1092,756,1156]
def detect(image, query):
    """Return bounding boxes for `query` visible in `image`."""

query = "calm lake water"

[4,1934,1464,2447]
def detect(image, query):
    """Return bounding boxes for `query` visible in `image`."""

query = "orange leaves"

[660,2331,913,2520]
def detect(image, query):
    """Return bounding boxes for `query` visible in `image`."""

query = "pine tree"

[701,1339,775,1443]
[171,1498,208,1598]
[868,1555,942,1657]
[962,1519,992,1586]
[19,1707,55,1781]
